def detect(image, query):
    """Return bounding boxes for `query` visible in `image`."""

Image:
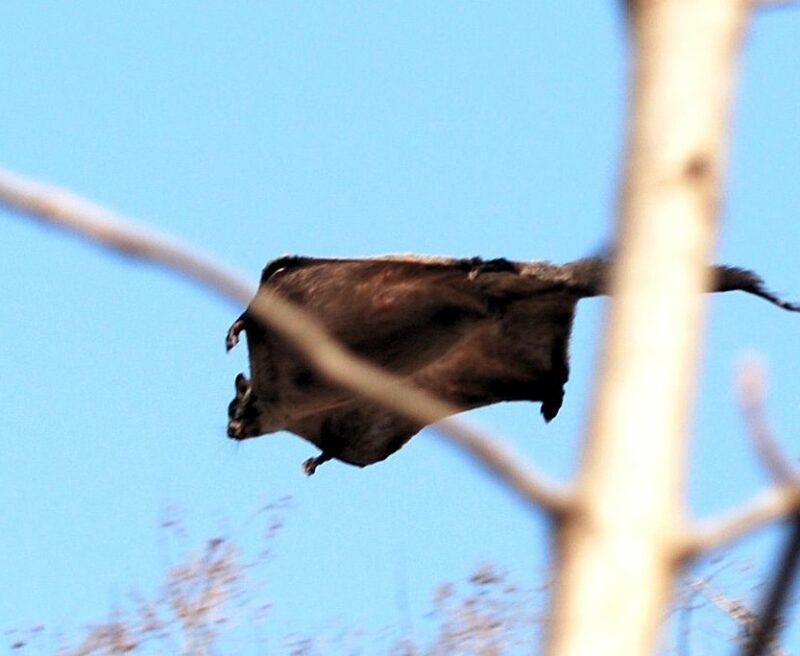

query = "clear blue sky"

[1,2,799,652]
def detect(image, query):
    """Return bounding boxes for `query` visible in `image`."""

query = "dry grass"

[5,510,789,656]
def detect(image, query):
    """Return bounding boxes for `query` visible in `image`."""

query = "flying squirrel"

[225,255,799,474]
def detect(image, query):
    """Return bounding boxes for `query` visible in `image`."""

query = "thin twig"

[676,581,700,656]
[0,166,572,515]
[686,578,787,656]
[687,577,756,629]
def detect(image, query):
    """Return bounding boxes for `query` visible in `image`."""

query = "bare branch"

[687,577,758,629]
[688,578,788,656]
[740,516,800,656]
[733,360,800,656]
[737,358,799,483]
[0,166,572,515]
[684,484,800,555]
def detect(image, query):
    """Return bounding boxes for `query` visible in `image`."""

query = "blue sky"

[1,2,799,652]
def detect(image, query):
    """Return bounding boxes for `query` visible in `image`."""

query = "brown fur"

[226,254,797,473]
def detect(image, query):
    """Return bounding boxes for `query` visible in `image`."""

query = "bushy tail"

[712,266,800,312]
[553,258,798,312]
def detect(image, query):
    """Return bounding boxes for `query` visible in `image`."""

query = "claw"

[227,420,247,439]
[302,452,332,476]
[235,372,250,395]
[226,318,246,352]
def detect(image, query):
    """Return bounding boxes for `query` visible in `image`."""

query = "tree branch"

[741,515,800,656]
[679,360,800,653]
[687,578,788,656]
[683,484,800,555]
[0,166,572,515]
[734,360,800,656]
[737,359,798,483]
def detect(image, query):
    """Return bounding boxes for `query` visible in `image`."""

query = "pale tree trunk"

[546,1,748,654]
